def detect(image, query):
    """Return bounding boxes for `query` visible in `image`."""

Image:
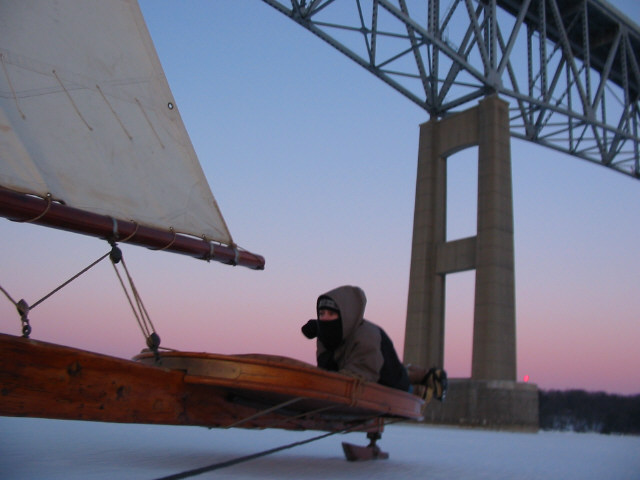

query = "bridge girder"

[261,0,640,179]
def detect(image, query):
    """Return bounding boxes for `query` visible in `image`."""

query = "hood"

[317,285,366,341]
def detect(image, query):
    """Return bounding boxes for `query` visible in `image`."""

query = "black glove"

[301,319,318,339]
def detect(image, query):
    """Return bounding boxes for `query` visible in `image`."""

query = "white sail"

[0,0,232,246]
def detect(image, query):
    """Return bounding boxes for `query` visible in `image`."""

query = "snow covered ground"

[1,417,638,479]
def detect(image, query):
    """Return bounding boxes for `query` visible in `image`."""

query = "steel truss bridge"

[261,0,640,179]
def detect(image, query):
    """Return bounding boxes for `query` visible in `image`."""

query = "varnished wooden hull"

[0,333,423,432]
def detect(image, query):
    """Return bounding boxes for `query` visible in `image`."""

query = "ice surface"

[1,417,639,479]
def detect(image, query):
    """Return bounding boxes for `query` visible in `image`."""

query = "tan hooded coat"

[315,285,409,391]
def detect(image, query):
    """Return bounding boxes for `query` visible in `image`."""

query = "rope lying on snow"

[153,415,411,480]
[152,427,348,480]
[152,414,405,480]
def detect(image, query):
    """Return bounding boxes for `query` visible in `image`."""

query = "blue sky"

[1,0,638,394]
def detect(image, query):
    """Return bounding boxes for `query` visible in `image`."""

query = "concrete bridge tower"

[403,95,538,429]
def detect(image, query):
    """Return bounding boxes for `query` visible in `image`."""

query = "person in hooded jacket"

[301,285,433,393]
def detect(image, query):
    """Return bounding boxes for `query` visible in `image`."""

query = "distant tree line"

[539,390,640,434]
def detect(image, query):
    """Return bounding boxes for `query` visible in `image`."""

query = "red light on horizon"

[523,374,530,383]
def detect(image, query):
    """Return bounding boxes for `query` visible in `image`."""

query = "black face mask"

[317,318,342,350]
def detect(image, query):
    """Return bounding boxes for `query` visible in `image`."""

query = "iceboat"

[0,0,424,461]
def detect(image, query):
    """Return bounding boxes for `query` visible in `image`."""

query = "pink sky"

[1,1,639,396]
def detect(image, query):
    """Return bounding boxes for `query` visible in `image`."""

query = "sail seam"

[135,97,165,148]
[0,53,26,119]
[52,69,93,131]
[97,84,133,140]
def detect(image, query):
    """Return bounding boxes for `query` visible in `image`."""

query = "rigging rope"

[0,284,17,306]
[0,251,111,337]
[262,404,338,430]
[109,247,160,353]
[31,252,111,311]
[1,243,160,352]
[222,397,303,429]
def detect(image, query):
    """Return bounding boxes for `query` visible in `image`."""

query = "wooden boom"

[0,186,265,270]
